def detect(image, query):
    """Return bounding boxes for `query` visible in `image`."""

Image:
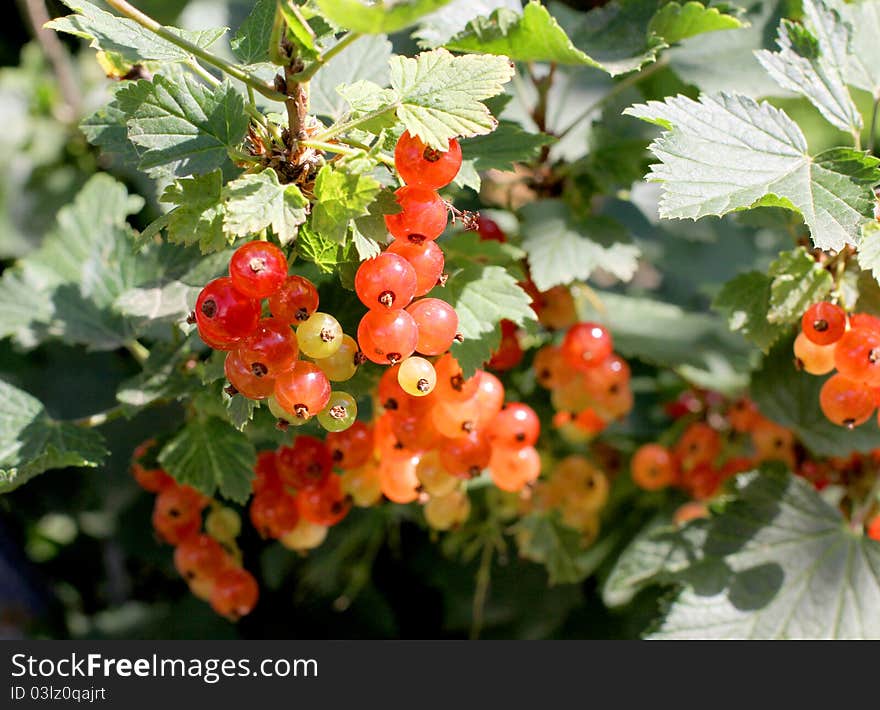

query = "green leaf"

[415,0,521,48]
[316,0,454,33]
[603,515,709,608]
[158,416,256,503]
[311,35,392,120]
[0,174,150,350]
[116,75,248,177]
[834,0,880,96]
[648,1,743,43]
[652,471,880,639]
[297,223,349,273]
[223,169,308,245]
[443,230,525,267]
[461,120,555,172]
[767,247,833,324]
[520,201,640,291]
[751,337,880,457]
[445,264,535,376]
[389,48,515,150]
[311,164,381,243]
[625,93,880,251]
[552,0,668,77]
[80,88,141,165]
[116,339,201,410]
[160,171,227,253]
[713,271,787,352]
[224,394,257,432]
[513,512,606,585]
[230,0,276,65]
[756,0,861,134]
[47,0,226,65]
[857,220,880,284]
[0,380,106,494]
[446,1,599,65]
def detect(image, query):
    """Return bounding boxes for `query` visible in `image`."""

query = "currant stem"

[102,0,286,101]
[300,139,395,167]
[125,340,150,365]
[294,32,362,83]
[73,405,127,428]
[470,535,494,640]
[313,105,398,143]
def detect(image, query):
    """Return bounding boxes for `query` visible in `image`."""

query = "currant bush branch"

[102,0,286,101]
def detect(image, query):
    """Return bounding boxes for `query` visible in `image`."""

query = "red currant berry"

[174,534,229,582]
[433,353,481,404]
[224,350,275,400]
[276,435,333,490]
[561,322,613,371]
[474,215,506,243]
[439,431,492,479]
[850,313,880,333]
[355,252,418,310]
[487,403,540,448]
[406,298,459,356]
[325,421,373,470]
[273,361,332,420]
[801,302,846,345]
[487,319,523,371]
[152,485,206,545]
[834,327,880,385]
[394,131,462,189]
[631,444,677,491]
[820,373,875,428]
[674,422,721,471]
[473,371,505,427]
[357,309,419,365]
[268,275,319,325]
[249,490,300,538]
[296,474,351,527]
[210,567,258,619]
[238,317,299,379]
[384,186,448,244]
[253,450,283,495]
[386,240,445,296]
[195,277,261,343]
[229,241,288,299]
[133,467,174,493]
[489,445,540,492]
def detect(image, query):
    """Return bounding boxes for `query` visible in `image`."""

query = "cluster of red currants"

[532,322,633,440]
[794,301,880,429]
[525,455,610,545]
[250,436,350,551]
[353,131,466,395]
[130,441,258,620]
[193,242,360,431]
[630,395,795,501]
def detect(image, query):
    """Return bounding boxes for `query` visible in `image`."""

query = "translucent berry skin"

[276,435,333,490]
[325,421,373,470]
[358,309,419,365]
[229,241,288,299]
[793,331,835,375]
[424,489,471,531]
[224,350,275,400]
[834,327,880,386]
[820,373,875,428]
[195,277,261,343]
[268,275,320,325]
[433,353,480,404]
[238,317,299,379]
[631,444,677,491]
[439,431,492,479]
[487,403,540,447]
[296,474,351,527]
[355,252,418,310]
[561,322,613,371]
[296,312,344,359]
[174,534,229,581]
[210,567,258,619]
[315,334,361,382]
[273,361,332,420]
[474,215,506,243]
[249,491,300,538]
[431,397,479,438]
[253,450,283,495]
[532,346,572,390]
[391,413,442,452]
[406,298,459,356]
[386,240,444,296]
[385,186,448,244]
[341,461,383,507]
[850,313,880,333]
[279,518,328,551]
[473,371,505,428]
[397,356,437,397]
[316,391,358,433]
[674,422,721,471]
[378,455,421,504]
[487,319,523,371]
[801,302,847,345]
[489,445,540,492]
[133,467,174,493]
[152,486,206,545]
[394,131,462,189]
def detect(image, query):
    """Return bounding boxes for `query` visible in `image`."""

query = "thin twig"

[103,0,285,101]
[470,537,494,640]
[22,0,81,120]
[73,405,127,428]
[869,94,880,155]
